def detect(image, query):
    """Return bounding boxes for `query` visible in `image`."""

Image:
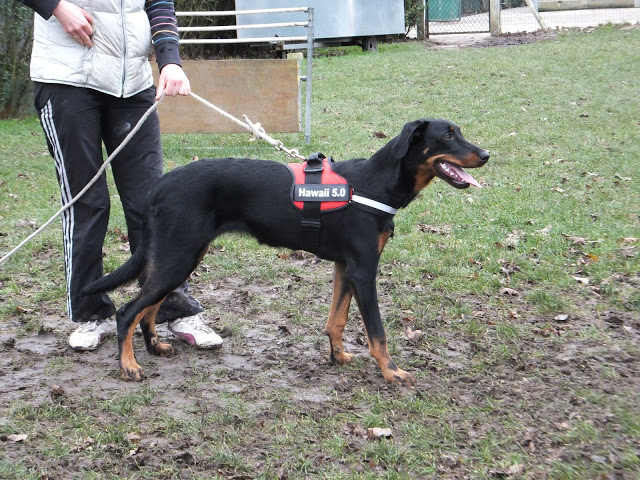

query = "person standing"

[20,0,223,351]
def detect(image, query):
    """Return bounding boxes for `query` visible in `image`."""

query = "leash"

[0,94,164,267]
[0,91,307,267]
[189,92,306,161]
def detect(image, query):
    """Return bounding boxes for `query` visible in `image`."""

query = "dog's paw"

[153,341,175,357]
[120,365,146,382]
[331,348,354,364]
[391,369,416,388]
[381,365,415,388]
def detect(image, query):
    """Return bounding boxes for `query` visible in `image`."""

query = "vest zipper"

[120,0,127,96]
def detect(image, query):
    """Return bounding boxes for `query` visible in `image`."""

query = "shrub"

[0,0,34,118]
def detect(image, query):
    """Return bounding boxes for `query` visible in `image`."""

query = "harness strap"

[300,152,325,252]
[351,194,398,216]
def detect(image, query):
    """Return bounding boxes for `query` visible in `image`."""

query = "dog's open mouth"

[435,161,482,189]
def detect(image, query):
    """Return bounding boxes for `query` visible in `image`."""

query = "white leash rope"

[0,91,305,267]
[189,92,306,161]
[0,94,164,267]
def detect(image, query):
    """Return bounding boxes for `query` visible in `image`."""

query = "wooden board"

[152,59,300,134]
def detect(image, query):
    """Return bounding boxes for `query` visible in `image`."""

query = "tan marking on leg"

[368,337,415,387]
[325,262,354,364]
[142,299,174,357]
[377,231,392,256]
[120,307,149,382]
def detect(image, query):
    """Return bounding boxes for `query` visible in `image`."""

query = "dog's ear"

[391,119,429,159]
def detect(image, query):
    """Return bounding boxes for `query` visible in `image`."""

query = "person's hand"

[156,64,191,100]
[52,0,94,47]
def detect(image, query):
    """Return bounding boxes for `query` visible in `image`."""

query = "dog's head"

[392,119,490,192]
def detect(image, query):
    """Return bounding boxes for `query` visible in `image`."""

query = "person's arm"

[145,0,190,99]
[20,0,93,47]
[20,0,60,19]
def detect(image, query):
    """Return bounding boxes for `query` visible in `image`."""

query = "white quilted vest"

[30,0,153,98]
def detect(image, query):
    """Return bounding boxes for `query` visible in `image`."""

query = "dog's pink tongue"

[451,164,482,188]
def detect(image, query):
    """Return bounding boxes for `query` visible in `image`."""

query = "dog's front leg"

[139,298,175,358]
[352,271,415,387]
[325,262,354,364]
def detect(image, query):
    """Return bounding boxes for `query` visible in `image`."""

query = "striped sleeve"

[145,0,182,71]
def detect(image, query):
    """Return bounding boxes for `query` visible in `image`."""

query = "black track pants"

[34,83,201,323]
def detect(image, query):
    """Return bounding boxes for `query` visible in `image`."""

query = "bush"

[0,0,34,118]
[404,0,425,35]
[176,0,247,59]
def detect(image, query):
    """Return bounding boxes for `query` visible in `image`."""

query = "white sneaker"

[68,317,116,351]
[168,314,223,349]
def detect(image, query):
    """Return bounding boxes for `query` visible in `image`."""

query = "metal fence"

[500,5,640,33]
[424,0,640,35]
[426,0,490,34]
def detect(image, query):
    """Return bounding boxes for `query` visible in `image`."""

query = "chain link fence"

[501,4,640,33]
[426,0,490,34]
[423,0,640,35]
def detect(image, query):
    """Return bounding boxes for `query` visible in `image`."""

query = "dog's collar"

[351,194,398,216]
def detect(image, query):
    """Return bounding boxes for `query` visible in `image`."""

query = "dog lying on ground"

[83,119,489,386]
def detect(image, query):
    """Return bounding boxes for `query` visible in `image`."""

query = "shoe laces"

[179,315,213,333]
[76,320,100,332]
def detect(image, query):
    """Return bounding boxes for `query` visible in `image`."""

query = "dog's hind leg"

[117,299,155,382]
[325,262,355,364]
[139,297,175,358]
[351,268,416,387]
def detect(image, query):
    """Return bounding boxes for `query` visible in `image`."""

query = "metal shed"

[235,0,405,50]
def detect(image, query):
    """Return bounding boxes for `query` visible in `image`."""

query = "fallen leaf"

[620,237,638,243]
[17,219,37,229]
[562,234,586,245]
[404,326,424,344]
[572,275,590,285]
[7,434,27,443]
[372,131,387,139]
[277,325,291,335]
[500,287,520,296]
[508,464,524,475]
[344,422,367,438]
[554,314,570,322]
[417,224,451,235]
[50,384,66,398]
[367,427,392,440]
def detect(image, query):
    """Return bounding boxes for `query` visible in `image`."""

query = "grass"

[1,25,640,479]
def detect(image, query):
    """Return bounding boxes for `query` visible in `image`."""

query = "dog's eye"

[444,133,452,140]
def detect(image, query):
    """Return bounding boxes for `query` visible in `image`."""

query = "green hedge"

[0,0,34,118]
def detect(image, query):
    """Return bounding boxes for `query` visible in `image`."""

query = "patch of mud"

[425,30,558,50]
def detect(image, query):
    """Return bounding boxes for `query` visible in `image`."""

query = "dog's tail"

[82,250,144,295]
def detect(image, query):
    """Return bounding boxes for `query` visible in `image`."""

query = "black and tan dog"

[83,119,489,386]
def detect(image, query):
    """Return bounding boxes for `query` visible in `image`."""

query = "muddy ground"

[2,28,640,479]
[1,249,639,478]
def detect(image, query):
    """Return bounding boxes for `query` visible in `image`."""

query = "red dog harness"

[286,153,350,252]
[287,152,398,252]
[287,156,351,211]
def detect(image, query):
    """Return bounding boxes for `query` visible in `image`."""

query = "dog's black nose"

[479,150,490,164]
